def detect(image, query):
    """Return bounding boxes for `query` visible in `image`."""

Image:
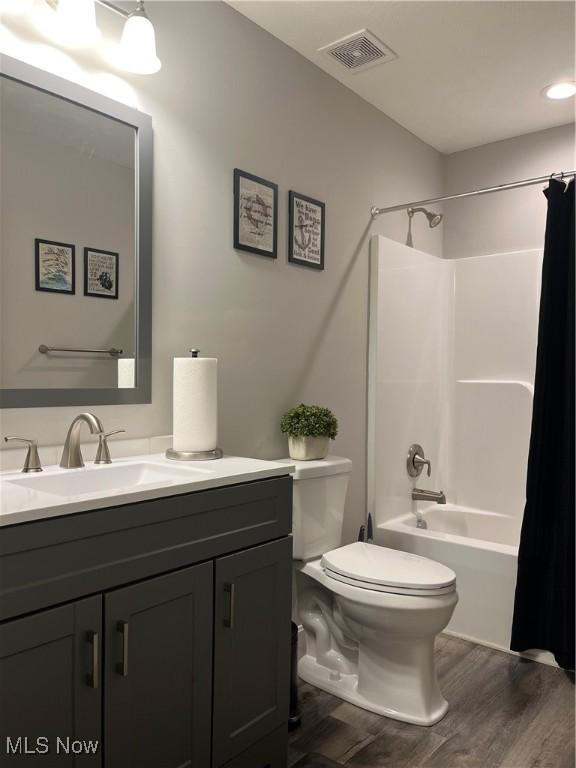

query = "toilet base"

[298,654,449,727]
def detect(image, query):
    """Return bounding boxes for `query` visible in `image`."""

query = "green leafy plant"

[280,403,338,440]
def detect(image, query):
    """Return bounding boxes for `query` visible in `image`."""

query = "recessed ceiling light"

[544,81,576,100]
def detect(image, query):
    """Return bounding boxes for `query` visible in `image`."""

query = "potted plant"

[280,403,338,461]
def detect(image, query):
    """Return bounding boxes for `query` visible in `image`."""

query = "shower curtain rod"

[370,169,576,218]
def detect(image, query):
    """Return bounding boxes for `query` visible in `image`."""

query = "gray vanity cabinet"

[0,597,102,766]
[213,538,292,768]
[105,563,213,768]
[0,476,293,767]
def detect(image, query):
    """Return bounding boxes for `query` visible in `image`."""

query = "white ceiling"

[228,1,575,154]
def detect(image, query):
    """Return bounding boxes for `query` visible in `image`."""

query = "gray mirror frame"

[0,54,152,408]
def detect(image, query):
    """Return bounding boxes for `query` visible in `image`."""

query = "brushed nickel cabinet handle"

[117,621,129,677]
[224,583,235,629]
[88,631,99,689]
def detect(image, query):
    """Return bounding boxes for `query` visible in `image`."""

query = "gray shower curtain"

[511,178,575,670]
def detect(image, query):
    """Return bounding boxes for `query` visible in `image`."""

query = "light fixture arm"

[46,0,145,18]
[94,0,151,19]
[94,0,130,19]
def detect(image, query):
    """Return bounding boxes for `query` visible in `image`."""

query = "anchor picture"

[289,191,325,270]
[84,247,119,299]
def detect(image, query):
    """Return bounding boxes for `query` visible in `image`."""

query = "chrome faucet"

[411,488,446,505]
[60,413,104,469]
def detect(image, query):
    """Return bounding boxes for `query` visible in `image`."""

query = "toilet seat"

[321,542,456,597]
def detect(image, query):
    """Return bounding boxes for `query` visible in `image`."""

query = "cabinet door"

[0,597,102,766]
[221,727,287,768]
[213,538,292,767]
[105,563,212,768]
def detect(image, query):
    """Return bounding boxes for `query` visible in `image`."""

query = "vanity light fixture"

[28,0,161,74]
[41,0,101,49]
[543,81,576,100]
[102,0,162,75]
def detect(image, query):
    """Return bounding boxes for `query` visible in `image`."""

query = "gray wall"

[0,2,443,543]
[444,123,575,259]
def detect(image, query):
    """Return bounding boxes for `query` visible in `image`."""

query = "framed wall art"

[35,239,75,294]
[288,191,325,271]
[234,168,278,258]
[84,247,119,299]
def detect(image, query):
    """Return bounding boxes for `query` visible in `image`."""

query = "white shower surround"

[368,236,553,663]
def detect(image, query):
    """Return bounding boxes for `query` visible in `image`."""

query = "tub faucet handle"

[415,454,431,477]
[407,444,431,478]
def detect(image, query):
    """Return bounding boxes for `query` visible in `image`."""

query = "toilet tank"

[277,456,352,560]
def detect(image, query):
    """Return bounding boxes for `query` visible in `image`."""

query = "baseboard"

[298,624,558,668]
[442,630,558,668]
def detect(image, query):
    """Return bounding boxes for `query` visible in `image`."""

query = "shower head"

[427,211,443,228]
[407,207,443,228]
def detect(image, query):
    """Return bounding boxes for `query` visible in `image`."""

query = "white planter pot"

[288,436,330,461]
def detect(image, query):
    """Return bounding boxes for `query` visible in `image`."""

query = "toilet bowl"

[278,456,458,726]
[297,543,458,726]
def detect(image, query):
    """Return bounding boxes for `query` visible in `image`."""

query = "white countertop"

[0,454,295,527]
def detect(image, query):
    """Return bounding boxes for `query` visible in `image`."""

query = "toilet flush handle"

[407,444,431,478]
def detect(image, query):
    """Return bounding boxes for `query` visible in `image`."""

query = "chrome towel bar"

[39,344,123,357]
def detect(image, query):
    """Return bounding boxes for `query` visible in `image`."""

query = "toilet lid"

[321,542,456,592]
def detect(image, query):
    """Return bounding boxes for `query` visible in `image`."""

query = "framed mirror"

[0,55,152,408]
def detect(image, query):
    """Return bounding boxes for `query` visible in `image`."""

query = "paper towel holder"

[165,348,224,462]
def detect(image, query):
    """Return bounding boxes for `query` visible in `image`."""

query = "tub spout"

[412,488,446,504]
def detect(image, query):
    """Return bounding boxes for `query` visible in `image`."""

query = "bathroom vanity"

[0,458,293,768]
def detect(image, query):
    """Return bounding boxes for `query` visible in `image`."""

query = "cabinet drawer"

[0,476,292,621]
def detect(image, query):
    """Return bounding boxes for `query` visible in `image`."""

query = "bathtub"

[377,505,555,665]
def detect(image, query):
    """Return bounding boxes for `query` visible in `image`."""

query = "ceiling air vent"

[319,30,397,73]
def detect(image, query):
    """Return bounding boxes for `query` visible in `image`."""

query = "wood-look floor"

[289,634,575,768]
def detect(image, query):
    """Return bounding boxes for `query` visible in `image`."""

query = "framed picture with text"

[233,168,278,258]
[84,247,119,299]
[288,191,325,270]
[35,239,75,294]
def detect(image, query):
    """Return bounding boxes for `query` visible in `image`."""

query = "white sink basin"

[5,461,212,498]
[0,453,294,527]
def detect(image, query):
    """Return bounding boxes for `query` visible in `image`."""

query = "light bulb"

[117,4,161,74]
[543,82,576,100]
[35,0,100,49]
[0,0,33,15]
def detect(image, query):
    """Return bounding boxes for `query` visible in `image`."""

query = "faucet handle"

[407,443,431,478]
[95,430,126,465]
[4,436,43,473]
[414,454,431,477]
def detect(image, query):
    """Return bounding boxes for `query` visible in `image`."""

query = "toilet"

[280,455,458,727]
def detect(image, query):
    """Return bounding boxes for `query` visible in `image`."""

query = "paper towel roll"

[117,358,135,389]
[172,357,218,452]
